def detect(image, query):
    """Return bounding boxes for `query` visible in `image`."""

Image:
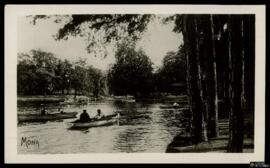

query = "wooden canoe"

[159,105,183,109]
[18,112,78,122]
[67,114,120,129]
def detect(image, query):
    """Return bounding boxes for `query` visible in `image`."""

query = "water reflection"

[17,100,187,153]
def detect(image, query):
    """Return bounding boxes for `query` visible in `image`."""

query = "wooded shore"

[166,119,254,153]
[17,95,188,102]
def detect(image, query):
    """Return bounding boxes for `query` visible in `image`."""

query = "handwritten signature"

[21,136,39,149]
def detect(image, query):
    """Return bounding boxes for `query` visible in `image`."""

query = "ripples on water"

[17,101,186,153]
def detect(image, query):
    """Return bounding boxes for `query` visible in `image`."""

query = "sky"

[18,16,183,71]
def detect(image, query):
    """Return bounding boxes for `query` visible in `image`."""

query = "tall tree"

[227,15,244,152]
[107,41,153,97]
[242,15,255,139]
[194,16,208,141]
[54,59,73,94]
[85,66,106,98]
[209,15,219,137]
[181,15,205,143]
[156,47,186,94]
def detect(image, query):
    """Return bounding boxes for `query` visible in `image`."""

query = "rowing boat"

[159,105,182,109]
[67,114,120,129]
[18,112,78,122]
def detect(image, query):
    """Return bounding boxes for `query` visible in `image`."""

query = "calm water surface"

[17,101,186,153]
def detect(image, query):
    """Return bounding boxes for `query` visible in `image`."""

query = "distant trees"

[155,46,186,94]
[107,42,154,97]
[18,50,57,95]
[106,42,187,97]
[17,49,105,97]
[54,59,73,94]
[18,46,186,98]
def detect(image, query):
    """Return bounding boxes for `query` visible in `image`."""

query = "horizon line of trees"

[17,46,187,98]
[17,49,106,97]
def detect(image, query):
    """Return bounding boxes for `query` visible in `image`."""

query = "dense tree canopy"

[31,14,153,56]
[107,42,153,97]
[155,46,186,94]
[17,49,105,97]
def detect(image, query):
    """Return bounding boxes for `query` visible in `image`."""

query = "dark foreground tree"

[226,15,245,152]
[178,15,205,143]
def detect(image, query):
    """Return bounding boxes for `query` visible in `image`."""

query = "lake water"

[17,100,187,153]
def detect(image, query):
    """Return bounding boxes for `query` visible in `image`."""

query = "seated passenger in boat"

[93,109,104,120]
[58,107,65,114]
[79,109,91,122]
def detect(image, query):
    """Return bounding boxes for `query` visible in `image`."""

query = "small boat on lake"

[159,105,182,109]
[121,99,136,103]
[113,96,136,103]
[67,114,120,129]
[18,112,78,122]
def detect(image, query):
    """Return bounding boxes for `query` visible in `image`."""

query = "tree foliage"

[107,42,153,97]
[31,14,153,56]
[17,49,105,97]
[155,46,186,94]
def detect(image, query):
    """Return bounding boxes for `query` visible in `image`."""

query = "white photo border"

[5,4,266,163]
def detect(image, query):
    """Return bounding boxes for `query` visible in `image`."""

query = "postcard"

[4,4,266,163]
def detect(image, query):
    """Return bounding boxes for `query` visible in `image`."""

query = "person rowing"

[78,109,91,122]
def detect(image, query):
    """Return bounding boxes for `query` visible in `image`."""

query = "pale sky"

[18,16,183,71]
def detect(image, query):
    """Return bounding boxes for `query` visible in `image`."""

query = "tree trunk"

[198,15,219,138]
[210,15,219,137]
[243,15,255,139]
[182,15,193,135]
[182,15,204,143]
[194,17,208,142]
[240,18,245,107]
[227,15,244,152]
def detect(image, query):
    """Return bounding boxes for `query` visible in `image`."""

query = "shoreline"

[166,118,254,153]
[17,95,66,102]
[17,94,188,102]
[166,135,254,153]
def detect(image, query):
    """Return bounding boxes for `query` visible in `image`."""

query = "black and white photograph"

[4,5,266,163]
